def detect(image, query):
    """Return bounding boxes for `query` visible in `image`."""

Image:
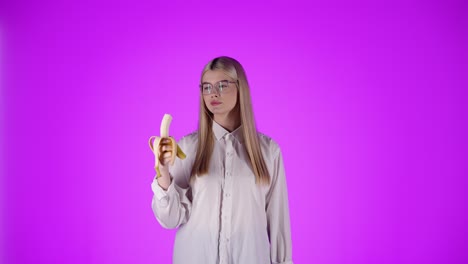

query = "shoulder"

[256,132,281,158]
[177,131,198,152]
[179,131,198,143]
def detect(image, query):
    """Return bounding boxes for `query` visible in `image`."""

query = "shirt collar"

[212,120,244,144]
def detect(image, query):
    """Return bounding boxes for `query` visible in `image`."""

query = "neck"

[214,109,241,132]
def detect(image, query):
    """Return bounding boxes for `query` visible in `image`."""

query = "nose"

[210,89,220,97]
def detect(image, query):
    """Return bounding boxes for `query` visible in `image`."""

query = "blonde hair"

[190,56,270,185]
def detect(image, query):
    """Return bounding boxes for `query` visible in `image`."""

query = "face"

[202,70,238,119]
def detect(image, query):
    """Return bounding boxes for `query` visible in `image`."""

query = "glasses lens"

[202,84,212,94]
[217,81,228,93]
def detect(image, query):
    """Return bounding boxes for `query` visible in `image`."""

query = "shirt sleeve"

[266,147,293,264]
[150,139,193,229]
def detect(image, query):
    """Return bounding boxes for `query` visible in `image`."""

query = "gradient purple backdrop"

[1,0,467,263]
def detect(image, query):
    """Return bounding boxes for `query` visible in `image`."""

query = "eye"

[202,84,212,93]
[218,82,228,90]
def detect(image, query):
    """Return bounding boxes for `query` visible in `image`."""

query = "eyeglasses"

[200,80,238,95]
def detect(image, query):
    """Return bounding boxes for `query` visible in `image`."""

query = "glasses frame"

[200,80,238,95]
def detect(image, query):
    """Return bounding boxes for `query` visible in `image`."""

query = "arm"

[151,140,193,229]
[266,148,293,264]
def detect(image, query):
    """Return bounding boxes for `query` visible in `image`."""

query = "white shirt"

[151,121,293,264]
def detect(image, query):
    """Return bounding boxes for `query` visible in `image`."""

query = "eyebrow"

[202,79,229,85]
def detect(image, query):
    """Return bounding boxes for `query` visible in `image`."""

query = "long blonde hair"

[190,56,270,185]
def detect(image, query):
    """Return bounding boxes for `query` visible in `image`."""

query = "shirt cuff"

[151,177,175,206]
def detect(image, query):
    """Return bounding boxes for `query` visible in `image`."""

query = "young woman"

[151,56,293,264]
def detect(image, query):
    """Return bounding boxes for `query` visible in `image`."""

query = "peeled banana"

[148,114,186,177]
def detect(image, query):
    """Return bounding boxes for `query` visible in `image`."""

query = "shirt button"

[225,193,231,198]
[226,172,231,176]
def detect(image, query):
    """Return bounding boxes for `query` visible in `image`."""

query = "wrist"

[157,173,172,190]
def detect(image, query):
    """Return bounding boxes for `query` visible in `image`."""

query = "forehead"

[202,70,231,83]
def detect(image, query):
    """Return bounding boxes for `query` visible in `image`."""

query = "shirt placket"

[219,134,234,264]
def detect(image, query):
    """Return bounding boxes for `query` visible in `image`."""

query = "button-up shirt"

[151,121,293,264]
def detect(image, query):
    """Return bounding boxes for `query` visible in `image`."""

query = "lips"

[210,101,221,106]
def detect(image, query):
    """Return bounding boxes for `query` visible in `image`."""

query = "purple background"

[1,0,467,263]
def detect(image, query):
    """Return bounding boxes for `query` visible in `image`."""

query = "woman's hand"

[156,138,173,190]
[158,138,174,174]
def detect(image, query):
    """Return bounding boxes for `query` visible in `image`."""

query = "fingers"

[162,152,172,158]
[160,138,172,144]
[159,142,173,152]
[159,154,173,166]
[158,138,174,166]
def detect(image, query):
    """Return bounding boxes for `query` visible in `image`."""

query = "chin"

[211,110,227,116]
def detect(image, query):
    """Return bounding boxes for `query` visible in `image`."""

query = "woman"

[151,56,293,264]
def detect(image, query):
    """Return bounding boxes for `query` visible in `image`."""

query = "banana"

[148,114,186,177]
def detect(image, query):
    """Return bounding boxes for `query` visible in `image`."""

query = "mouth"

[210,101,222,106]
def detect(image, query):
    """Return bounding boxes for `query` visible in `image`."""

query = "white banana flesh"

[148,114,186,177]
